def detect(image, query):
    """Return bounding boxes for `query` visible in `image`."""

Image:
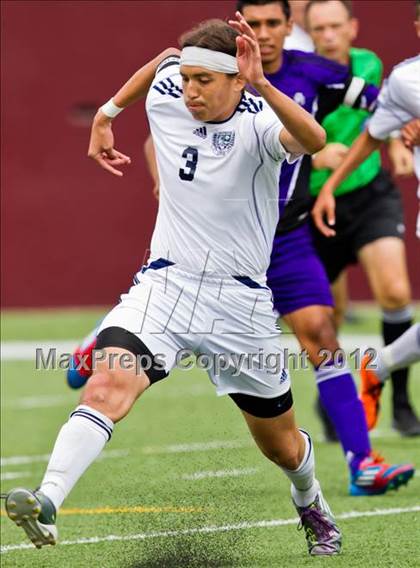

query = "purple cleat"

[294,491,342,556]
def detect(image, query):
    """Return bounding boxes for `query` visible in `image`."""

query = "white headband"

[180,46,239,74]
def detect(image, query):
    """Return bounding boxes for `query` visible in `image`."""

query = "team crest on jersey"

[294,92,306,106]
[212,131,235,156]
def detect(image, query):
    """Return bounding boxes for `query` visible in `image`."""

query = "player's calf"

[237,396,342,556]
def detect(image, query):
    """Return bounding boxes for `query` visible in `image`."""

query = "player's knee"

[380,282,411,309]
[302,313,337,350]
[81,371,115,405]
[81,371,130,420]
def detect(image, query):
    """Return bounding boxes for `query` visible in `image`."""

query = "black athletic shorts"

[311,169,405,283]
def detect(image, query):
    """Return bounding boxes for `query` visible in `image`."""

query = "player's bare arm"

[229,12,325,155]
[312,130,381,237]
[144,134,160,200]
[387,137,414,177]
[88,47,180,176]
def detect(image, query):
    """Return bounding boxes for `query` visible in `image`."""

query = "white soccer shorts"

[98,261,290,398]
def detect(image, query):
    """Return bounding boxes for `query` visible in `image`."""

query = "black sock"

[382,307,413,412]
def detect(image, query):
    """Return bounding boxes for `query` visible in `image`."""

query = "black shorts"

[311,169,405,283]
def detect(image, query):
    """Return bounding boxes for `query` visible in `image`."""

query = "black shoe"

[392,404,420,437]
[315,397,338,442]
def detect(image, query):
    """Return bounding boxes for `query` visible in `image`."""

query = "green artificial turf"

[1,309,419,567]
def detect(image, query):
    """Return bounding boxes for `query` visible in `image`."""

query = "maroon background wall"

[1,0,419,307]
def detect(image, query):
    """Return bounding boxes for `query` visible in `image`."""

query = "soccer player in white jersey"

[284,0,314,51]
[312,3,420,433]
[4,15,342,556]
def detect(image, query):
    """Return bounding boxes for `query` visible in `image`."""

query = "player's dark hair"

[179,19,239,57]
[305,0,353,20]
[416,0,420,20]
[236,0,291,20]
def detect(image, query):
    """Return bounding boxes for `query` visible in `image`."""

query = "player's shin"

[381,323,420,376]
[315,364,371,474]
[382,306,414,409]
[39,404,114,510]
[281,429,319,507]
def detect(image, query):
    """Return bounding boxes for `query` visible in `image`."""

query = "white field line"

[1,449,128,468]
[3,394,74,410]
[1,471,31,481]
[1,505,419,554]
[1,341,78,362]
[0,335,383,362]
[2,384,213,411]
[181,467,259,480]
[142,440,251,454]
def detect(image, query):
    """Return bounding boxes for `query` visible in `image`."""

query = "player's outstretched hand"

[228,11,265,88]
[88,111,131,177]
[312,188,337,237]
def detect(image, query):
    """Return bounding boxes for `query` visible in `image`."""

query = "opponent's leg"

[283,305,415,494]
[284,306,370,468]
[358,237,420,436]
[267,224,339,442]
[361,323,420,430]
[330,270,348,329]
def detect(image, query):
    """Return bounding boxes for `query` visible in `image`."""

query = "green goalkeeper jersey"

[310,48,382,197]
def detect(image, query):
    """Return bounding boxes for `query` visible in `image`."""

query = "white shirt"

[284,24,314,52]
[368,56,420,143]
[146,57,298,277]
[368,55,420,236]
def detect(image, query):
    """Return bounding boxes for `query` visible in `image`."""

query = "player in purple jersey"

[67,0,415,497]
[237,0,414,495]
[305,0,418,438]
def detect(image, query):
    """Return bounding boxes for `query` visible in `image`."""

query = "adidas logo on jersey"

[193,126,207,139]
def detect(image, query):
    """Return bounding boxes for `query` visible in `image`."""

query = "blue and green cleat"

[350,453,415,496]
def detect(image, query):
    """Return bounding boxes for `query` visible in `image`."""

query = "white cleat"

[5,488,58,549]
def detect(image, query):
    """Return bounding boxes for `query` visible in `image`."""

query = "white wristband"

[100,98,124,118]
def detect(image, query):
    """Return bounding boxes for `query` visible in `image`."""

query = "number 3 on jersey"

[179,147,198,181]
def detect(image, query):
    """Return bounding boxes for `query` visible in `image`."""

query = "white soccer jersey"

[368,56,420,143]
[284,24,314,52]
[145,56,298,278]
[368,55,420,236]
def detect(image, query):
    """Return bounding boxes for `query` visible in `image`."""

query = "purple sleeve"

[314,58,379,113]
[357,83,379,111]
[289,52,380,115]
[315,56,379,110]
